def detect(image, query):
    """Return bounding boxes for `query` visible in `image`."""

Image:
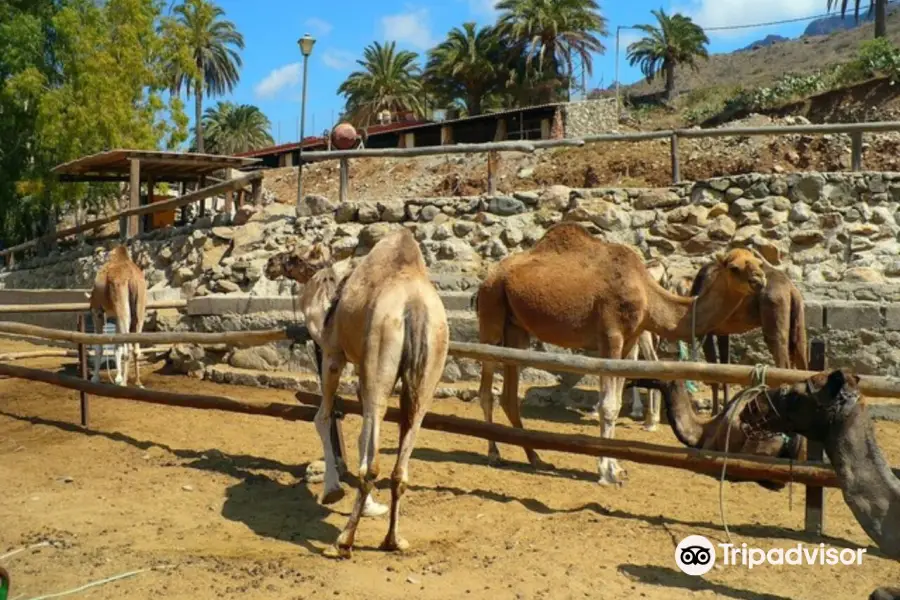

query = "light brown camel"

[624,378,807,490]
[86,245,147,387]
[690,254,808,410]
[264,228,449,558]
[739,369,900,599]
[474,221,767,485]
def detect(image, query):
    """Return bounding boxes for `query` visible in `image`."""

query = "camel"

[689,254,808,411]
[264,228,449,558]
[474,221,767,485]
[87,245,147,387]
[624,378,807,490]
[738,368,900,599]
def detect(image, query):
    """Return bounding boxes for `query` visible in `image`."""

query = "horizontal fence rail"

[0,299,187,314]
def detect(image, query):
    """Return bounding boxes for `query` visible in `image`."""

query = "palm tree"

[626,9,709,102]
[164,0,244,154]
[495,0,608,99]
[827,0,887,38]
[337,41,423,126]
[425,23,504,116]
[189,102,274,154]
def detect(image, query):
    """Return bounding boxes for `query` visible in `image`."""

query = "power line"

[693,0,899,33]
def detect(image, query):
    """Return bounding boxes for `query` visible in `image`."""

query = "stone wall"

[6,170,900,401]
[563,98,619,139]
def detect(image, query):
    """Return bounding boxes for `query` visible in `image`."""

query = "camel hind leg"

[90,307,105,383]
[111,286,131,386]
[636,331,661,432]
[130,280,146,388]
[761,295,791,369]
[474,275,507,465]
[381,310,448,552]
[498,323,553,471]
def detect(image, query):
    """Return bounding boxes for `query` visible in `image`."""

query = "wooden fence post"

[805,339,827,535]
[127,158,140,238]
[487,150,499,195]
[851,132,863,171]
[670,133,680,184]
[339,158,350,203]
[77,314,89,427]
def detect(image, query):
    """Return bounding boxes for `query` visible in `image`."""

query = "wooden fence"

[299,119,900,202]
[2,313,899,539]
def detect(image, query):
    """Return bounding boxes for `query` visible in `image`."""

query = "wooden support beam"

[251,180,262,205]
[805,339,827,535]
[293,392,841,488]
[851,132,863,171]
[670,134,680,184]
[128,158,140,238]
[0,299,186,314]
[0,321,309,347]
[339,158,350,203]
[77,314,89,426]
[487,151,499,195]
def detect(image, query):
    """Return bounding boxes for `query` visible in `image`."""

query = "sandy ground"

[1,338,898,600]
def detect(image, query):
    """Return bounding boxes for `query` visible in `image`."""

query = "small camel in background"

[265,228,449,558]
[87,245,147,387]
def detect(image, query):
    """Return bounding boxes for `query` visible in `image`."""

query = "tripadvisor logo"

[675,535,867,575]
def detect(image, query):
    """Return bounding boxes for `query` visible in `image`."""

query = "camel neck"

[827,404,900,559]
[644,279,744,341]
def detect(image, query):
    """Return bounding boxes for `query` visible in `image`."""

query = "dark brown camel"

[690,255,808,411]
[739,368,900,600]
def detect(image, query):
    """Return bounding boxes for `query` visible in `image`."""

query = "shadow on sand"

[617,564,793,600]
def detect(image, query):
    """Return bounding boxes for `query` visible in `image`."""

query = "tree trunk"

[194,79,204,154]
[468,93,483,117]
[875,0,887,38]
[664,62,676,102]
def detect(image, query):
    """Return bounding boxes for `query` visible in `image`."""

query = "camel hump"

[532,221,598,253]
[361,228,426,276]
[110,245,130,261]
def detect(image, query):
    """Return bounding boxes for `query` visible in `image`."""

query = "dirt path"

[1,340,897,599]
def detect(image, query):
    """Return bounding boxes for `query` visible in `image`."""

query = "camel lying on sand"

[625,378,806,490]
[265,229,449,558]
[738,369,900,599]
[690,254,808,410]
[87,245,147,387]
[475,221,767,485]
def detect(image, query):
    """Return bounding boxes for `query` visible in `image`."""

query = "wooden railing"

[299,120,900,201]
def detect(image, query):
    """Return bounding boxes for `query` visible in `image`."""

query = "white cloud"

[468,0,499,18]
[254,63,302,99]
[322,49,357,71]
[304,17,333,36]
[380,8,436,50]
[618,30,643,51]
[674,0,821,37]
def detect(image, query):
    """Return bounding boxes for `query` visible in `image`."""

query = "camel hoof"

[322,544,352,559]
[362,498,389,518]
[530,459,555,472]
[642,423,658,432]
[321,486,346,505]
[380,536,409,552]
[487,452,503,467]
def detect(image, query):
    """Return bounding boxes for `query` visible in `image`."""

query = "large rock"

[229,345,283,371]
[358,223,396,248]
[298,194,335,217]
[488,196,526,216]
[538,185,573,211]
[231,222,266,257]
[636,190,683,210]
[567,199,630,230]
[707,215,736,241]
[790,173,826,204]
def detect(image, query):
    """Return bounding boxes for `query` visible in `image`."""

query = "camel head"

[708,248,767,296]
[739,369,862,444]
[265,242,333,284]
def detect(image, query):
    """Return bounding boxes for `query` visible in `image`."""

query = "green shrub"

[835,38,900,84]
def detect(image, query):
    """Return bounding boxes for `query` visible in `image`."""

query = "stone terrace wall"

[562,98,619,139]
[5,171,900,400]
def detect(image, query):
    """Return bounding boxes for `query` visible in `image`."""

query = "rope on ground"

[719,364,769,545]
[20,565,172,600]
[0,542,50,561]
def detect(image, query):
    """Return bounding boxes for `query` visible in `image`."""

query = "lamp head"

[298,33,316,56]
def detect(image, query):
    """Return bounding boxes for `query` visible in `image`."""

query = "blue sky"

[206,0,839,145]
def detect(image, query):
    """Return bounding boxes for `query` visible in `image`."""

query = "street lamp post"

[615,25,638,122]
[296,33,316,211]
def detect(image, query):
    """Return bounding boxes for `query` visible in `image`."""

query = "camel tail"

[127,282,140,333]
[789,288,809,369]
[398,297,431,409]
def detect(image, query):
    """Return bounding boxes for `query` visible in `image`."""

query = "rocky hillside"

[623,9,900,97]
